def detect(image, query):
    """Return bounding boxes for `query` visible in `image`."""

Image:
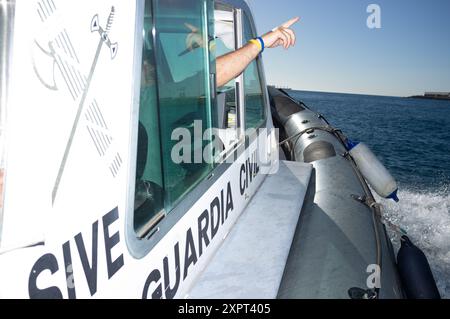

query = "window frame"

[125,0,270,259]
[152,0,216,214]
[212,1,245,164]
[133,2,168,240]
[241,10,269,134]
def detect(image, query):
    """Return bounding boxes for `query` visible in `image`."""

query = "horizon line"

[282,88,410,99]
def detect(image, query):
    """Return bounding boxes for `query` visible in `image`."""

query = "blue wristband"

[257,37,265,53]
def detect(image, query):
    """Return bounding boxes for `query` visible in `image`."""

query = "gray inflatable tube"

[268,87,404,299]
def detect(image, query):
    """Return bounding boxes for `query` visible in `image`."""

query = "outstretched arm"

[216,17,300,87]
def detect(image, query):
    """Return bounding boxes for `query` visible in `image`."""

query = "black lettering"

[183,228,198,280]
[62,241,76,299]
[226,182,234,219]
[255,152,260,174]
[220,189,225,225]
[249,158,254,183]
[163,243,181,299]
[102,207,124,279]
[245,159,249,188]
[255,152,259,176]
[197,209,210,257]
[74,221,98,296]
[142,269,163,299]
[210,197,221,240]
[239,164,246,195]
[28,253,63,299]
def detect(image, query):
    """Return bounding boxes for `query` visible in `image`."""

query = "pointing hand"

[262,17,300,49]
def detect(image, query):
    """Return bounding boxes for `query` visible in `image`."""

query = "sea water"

[289,90,450,297]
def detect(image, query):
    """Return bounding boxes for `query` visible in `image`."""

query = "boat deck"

[188,161,312,298]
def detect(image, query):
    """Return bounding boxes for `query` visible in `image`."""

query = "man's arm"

[216,17,300,88]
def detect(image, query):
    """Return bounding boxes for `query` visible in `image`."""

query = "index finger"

[281,17,300,29]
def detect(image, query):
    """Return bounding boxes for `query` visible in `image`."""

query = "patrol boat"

[0,0,439,299]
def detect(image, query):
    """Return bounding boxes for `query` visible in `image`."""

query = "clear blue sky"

[247,0,450,97]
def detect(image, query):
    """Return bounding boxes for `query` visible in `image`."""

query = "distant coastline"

[268,85,292,90]
[409,95,450,101]
[408,92,450,101]
[278,88,450,101]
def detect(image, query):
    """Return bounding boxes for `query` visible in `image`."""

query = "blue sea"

[289,90,450,298]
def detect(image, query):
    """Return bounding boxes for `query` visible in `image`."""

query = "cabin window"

[133,0,216,238]
[154,0,216,212]
[134,1,165,237]
[242,13,266,129]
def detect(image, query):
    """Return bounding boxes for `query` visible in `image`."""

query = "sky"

[247,0,450,97]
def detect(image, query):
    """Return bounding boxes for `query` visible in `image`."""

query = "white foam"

[377,187,450,298]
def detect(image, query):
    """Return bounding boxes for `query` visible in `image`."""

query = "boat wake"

[378,187,450,298]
